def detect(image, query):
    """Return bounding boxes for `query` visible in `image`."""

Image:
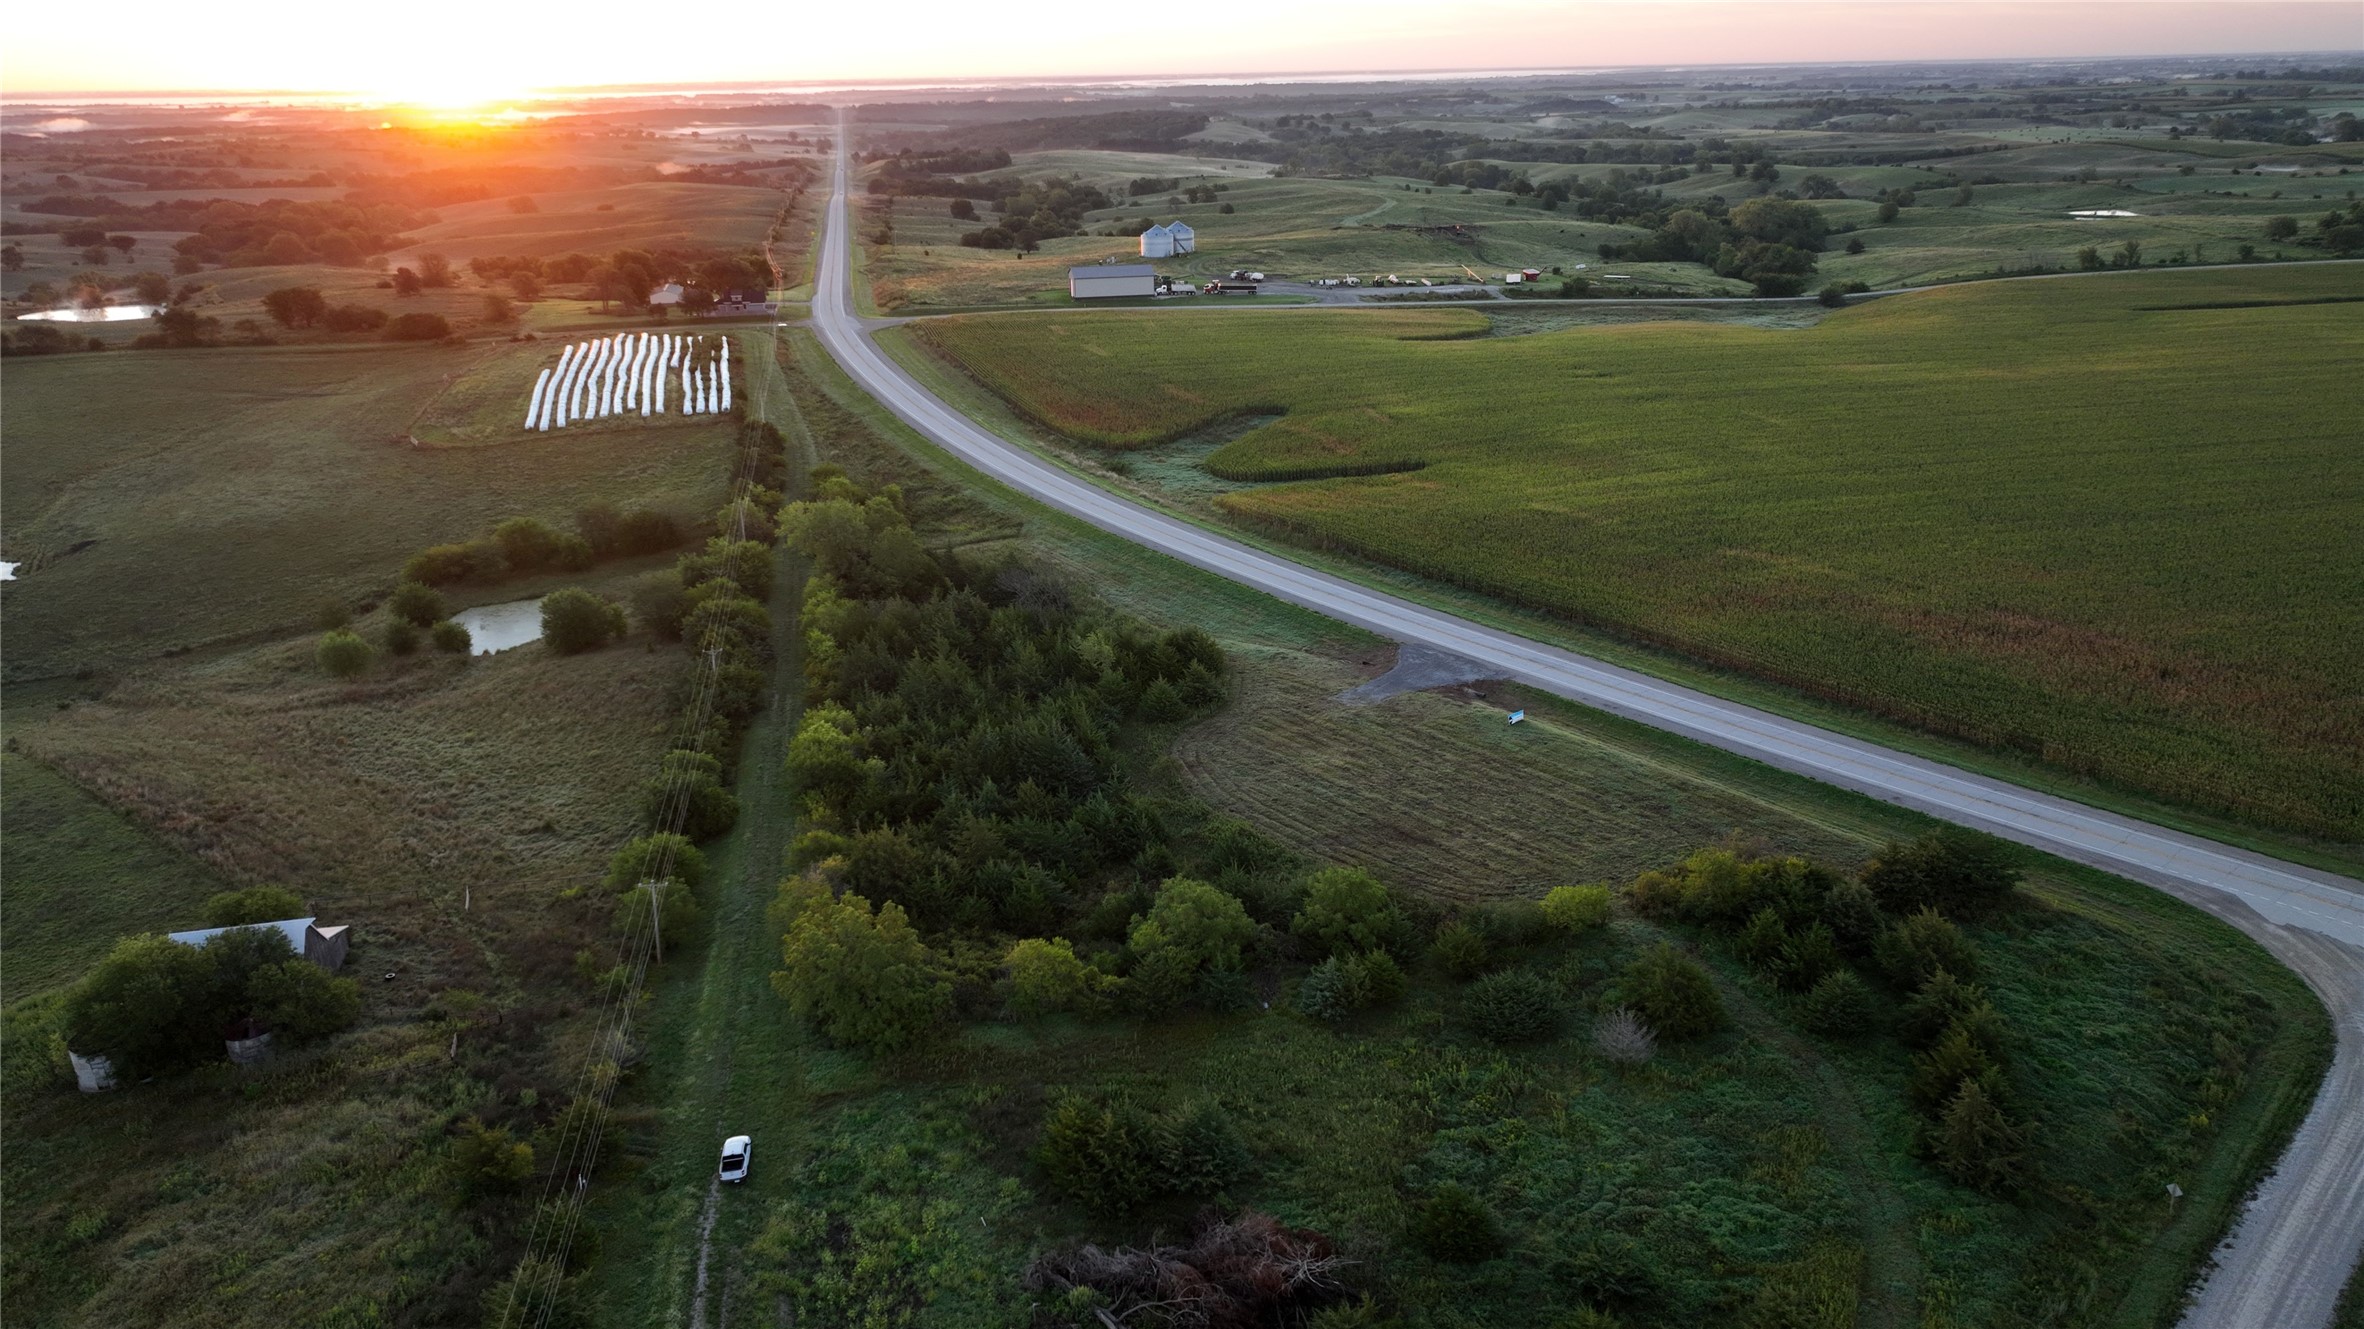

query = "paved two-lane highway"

[805,120,2364,1329]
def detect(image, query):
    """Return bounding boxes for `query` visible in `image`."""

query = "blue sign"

[1507,710,1526,724]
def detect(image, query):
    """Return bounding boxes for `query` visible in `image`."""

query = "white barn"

[1069,264,1158,300]
[1138,220,1196,258]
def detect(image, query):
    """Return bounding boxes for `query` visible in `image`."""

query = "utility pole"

[647,878,664,963]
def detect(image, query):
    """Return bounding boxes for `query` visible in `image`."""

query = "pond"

[453,598,543,655]
[16,305,159,323]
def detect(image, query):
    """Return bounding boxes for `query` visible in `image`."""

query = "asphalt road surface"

[806,122,2364,1329]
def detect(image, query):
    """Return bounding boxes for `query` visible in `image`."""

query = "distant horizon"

[4,47,2361,109]
[1,0,2357,105]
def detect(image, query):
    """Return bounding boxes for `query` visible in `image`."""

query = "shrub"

[1931,1079,2028,1196]
[1909,1022,2006,1115]
[1592,1007,1656,1065]
[316,629,372,678]
[604,833,706,893]
[1817,878,1885,955]
[1898,968,1984,1047]
[1475,898,1550,948]
[1734,906,1789,970]
[1407,1183,1504,1264]
[383,619,420,656]
[1037,1094,1244,1216]
[575,501,624,554]
[1540,883,1612,933]
[772,891,949,1053]
[312,600,351,630]
[1875,908,1978,988]
[1007,937,1102,1017]
[260,285,327,328]
[448,1118,534,1201]
[492,516,568,572]
[246,958,360,1042]
[630,571,691,641]
[1861,829,2020,918]
[60,935,218,1074]
[321,303,387,333]
[541,587,627,654]
[1619,943,1725,1041]
[1433,921,1491,979]
[1464,969,1559,1044]
[644,749,740,841]
[384,311,451,341]
[388,580,448,627]
[403,540,503,586]
[431,620,472,654]
[1159,1100,1250,1194]
[1352,950,1407,1006]
[613,879,702,950]
[1797,969,1874,1037]
[1775,923,1840,993]
[1291,866,1404,957]
[203,885,304,927]
[616,507,681,554]
[1129,877,1255,976]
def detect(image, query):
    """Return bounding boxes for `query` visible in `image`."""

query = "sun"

[358,69,529,113]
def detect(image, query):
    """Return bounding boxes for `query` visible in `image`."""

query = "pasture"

[0,334,737,1327]
[853,121,2361,310]
[381,180,790,265]
[0,342,737,680]
[1,613,685,1328]
[905,265,2364,840]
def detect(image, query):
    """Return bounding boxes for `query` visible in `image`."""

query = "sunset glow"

[1,0,2357,97]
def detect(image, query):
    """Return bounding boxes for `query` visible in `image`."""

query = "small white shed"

[1070,264,1158,300]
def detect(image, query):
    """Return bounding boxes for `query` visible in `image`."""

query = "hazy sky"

[1,1,2357,100]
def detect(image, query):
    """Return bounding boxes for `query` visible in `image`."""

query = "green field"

[382,180,796,266]
[906,265,2364,840]
[0,342,738,679]
[0,328,744,1325]
[559,325,2332,1329]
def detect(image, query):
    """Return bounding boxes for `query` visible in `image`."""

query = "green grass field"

[0,584,687,1326]
[561,323,2330,1329]
[0,342,738,680]
[0,325,744,1325]
[906,265,2364,841]
[382,180,792,266]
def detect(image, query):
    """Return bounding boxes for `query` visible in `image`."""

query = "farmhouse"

[169,917,352,972]
[1138,220,1196,258]
[1069,264,1158,300]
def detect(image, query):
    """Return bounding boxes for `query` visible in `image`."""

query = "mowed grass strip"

[908,265,2364,839]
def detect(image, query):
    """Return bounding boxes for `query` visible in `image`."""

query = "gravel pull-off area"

[1335,642,1499,704]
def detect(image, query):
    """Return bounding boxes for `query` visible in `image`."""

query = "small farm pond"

[16,305,158,322]
[454,598,543,655]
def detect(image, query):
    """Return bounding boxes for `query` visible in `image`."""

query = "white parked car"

[719,1134,751,1183]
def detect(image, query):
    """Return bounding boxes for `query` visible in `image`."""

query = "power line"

[497,311,786,1327]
